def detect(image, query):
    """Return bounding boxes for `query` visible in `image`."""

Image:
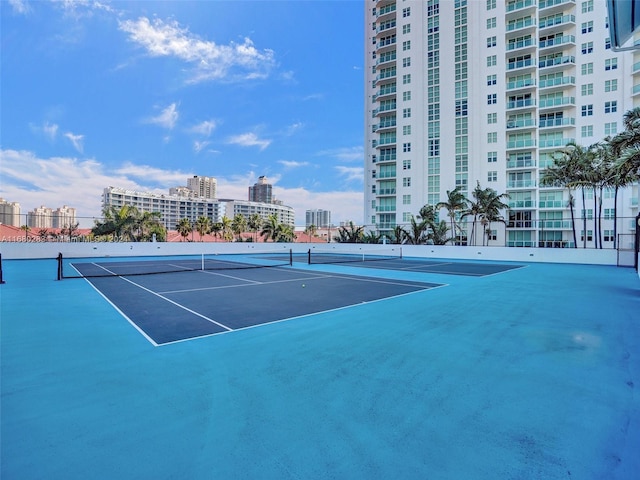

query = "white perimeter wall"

[0,241,621,266]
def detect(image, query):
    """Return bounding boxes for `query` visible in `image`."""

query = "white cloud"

[145,103,179,130]
[189,120,217,137]
[318,146,363,162]
[227,132,271,150]
[0,149,363,228]
[335,166,364,183]
[283,122,304,136]
[278,160,309,169]
[118,17,276,83]
[8,0,31,15]
[64,132,84,153]
[193,140,210,153]
[43,122,59,141]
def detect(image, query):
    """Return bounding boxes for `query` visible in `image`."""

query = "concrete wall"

[0,241,619,266]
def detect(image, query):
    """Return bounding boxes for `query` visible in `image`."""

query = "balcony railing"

[507,139,537,149]
[507,159,536,168]
[539,75,575,88]
[507,0,536,12]
[507,118,536,129]
[376,3,396,17]
[539,117,575,128]
[539,35,575,49]
[508,200,535,208]
[376,188,396,195]
[507,78,536,90]
[539,200,564,208]
[539,137,575,148]
[539,14,575,29]
[539,55,575,68]
[508,58,535,70]
[507,38,535,51]
[539,0,574,9]
[507,17,536,32]
[507,99,536,109]
[539,96,575,108]
[507,179,537,188]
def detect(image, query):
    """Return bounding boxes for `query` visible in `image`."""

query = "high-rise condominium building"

[365,0,639,248]
[249,176,273,204]
[0,198,21,227]
[306,209,332,228]
[27,206,53,228]
[53,205,77,228]
[187,175,217,199]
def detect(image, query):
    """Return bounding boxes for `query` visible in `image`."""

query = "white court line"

[89,263,233,333]
[159,273,333,294]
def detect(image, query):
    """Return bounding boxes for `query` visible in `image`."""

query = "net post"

[289,249,293,266]
[308,249,311,265]
[635,213,640,271]
[0,254,5,284]
[400,247,402,259]
[57,252,63,280]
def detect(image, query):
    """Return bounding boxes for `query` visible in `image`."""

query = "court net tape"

[307,247,402,265]
[57,250,293,279]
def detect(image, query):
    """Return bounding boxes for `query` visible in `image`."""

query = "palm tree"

[611,107,640,179]
[194,216,212,241]
[362,230,382,244]
[478,188,509,246]
[304,224,318,238]
[427,220,454,245]
[176,218,192,242]
[220,215,233,242]
[20,224,31,240]
[37,228,50,242]
[436,187,467,245]
[333,221,364,243]
[211,222,223,240]
[247,213,262,242]
[260,214,280,242]
[461,183,485,246]
[387,225,407,245]
[93,205,140,241]
[404,215,429,245]
[231,214,247,241]
[274,223,295,242]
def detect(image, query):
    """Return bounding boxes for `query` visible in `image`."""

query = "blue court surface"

[1,256,640,479]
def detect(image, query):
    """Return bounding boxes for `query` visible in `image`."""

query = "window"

[605,38,611,50]
[605,101,617,113]
[487,55,497,67]
[402,7,410,17]
[402,57,411,68]
[403,159,411,170]
[403,108,411,118]
[581,230,593,242]
[581,104,593,116]
[372,170,377,179]
[605,122,617,135]
[582,0,593,13]
[488,171,497,182]
[487,93,497,104]
[581,63,594,75]
[487,113,497,124]
[403,177,411,187]
[403,91,411,101]
[603,230,614,242]
[487,74,497,86]
[605,58,618,70]
[487,151,497,163]
[604,79,617,92]
[403,74,411,85]
[487,0,496,9]
[487,17,496,29]
[487,36,497,48]
[402,24,411,34]
[581,125,593,137]
[581,83,593,96]
[403,143,411,153]
[487,132,498,143]
[581,21,593,34]
[604,208,615,220]
[581,42,593,54]
[402,41,411,51]
[403,125,411,135]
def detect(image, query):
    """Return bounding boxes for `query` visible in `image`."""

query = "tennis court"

[62,254,441,345]
[1,254,639,479]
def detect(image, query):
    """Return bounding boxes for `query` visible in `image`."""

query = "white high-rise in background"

[53,205,77,228]
[27,206,53,228]
[187,175,217,199]
[0,198,21,227]
[306,209,332,228]
[364,0,639,247]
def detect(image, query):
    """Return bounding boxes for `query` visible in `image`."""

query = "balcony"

[506,0,536,16]
[378,152,396,162]
[507,98,536,110]
[539,55,575,72]
[539,75,575,90]
[376,3,396,19]
[375,205,396,212]
[372,84,396,101]
[372,118,397,132]
[538,0,575,15]
[376,188,396,196]
[633,84,640,96]
[539,117,575,128]
[508,200,535,208]
[506,16,536,35]
[506,37,535,52]
[539,96,575,109]
[539,137,575,148]
[507,179,537,188]
[539,200,564,208]
[539,35,576,53]
[506,77,536,91]
[507,138,537,149]
[376,19,396,35]
[539,14,575,35]
[376,51,397,67]
[507,58,536,72]
[540,220,573,229]
[506,118,536,129]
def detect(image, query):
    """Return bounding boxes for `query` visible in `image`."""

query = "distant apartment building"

[0,198,21,227]
[306,209,332,228]
[248,176,273,203]
[27,206,53,228]
[53,205,77,228]
[103,184,294,229]
[187,175,217,199]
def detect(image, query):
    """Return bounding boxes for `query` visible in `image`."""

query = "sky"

[0,0,365,227]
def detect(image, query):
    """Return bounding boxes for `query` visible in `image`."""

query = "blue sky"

[0,0,364,227]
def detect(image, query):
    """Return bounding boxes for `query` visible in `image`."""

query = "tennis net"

[307,247,402,265]
[57,250,293,279]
